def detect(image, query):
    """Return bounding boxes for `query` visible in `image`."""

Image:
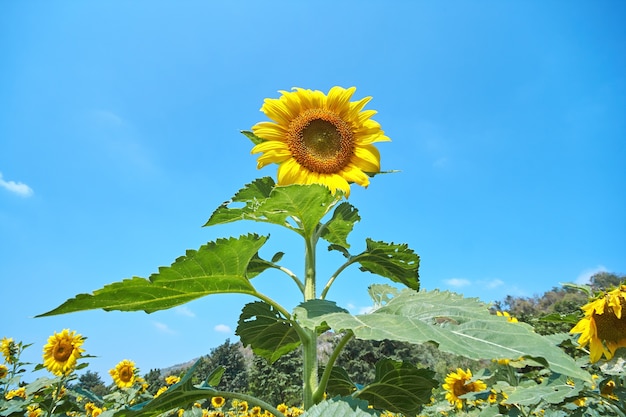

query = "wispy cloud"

[575,265,608,284]
[214,324,232,333]
[481,278,504,289]
[444,278,471,288]
[0,172,33,197]
[175,306,196,318]
[153,321,176,334]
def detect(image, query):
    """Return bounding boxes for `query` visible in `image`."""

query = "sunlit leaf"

[236,301,301,363]
[355,239,420,291]
[298,287,591,382]
[294,300,349,333]
[320,202,360,248]
[205,178,343,238]
[38,234,267,316]
[356,359,437,415]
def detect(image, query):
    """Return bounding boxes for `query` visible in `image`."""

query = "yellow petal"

[352,144,381,172]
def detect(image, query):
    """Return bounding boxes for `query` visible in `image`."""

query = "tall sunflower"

[251,86,390,196]
[570,284,626,362]
[42,329,85,376]
[442,368,487,410]
[109,359,137,389]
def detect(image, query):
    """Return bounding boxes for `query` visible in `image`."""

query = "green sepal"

[241,130,265,145]
[236,301,301,364]
[37,234,267,316]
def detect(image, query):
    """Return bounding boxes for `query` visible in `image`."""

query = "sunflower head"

[442,368,487,409]
[211,396,226,409]
[109,359,137,389]
[571,285,626,362]
[42,329,85,376]
[251,86,390,197]
[1,337,18,364]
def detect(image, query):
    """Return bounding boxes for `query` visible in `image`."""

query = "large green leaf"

[236,301,301,363]
[352,239,420,291]
[205,177,343,238]
[324,366,358,397]
[320,202,360,248]
[302,398,375,417]
[38,234,267,316]
[295,287,591,382]
[356,359,438,415]
[500,374,583,406]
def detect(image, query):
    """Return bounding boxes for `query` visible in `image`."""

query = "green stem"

[315,330,354,402]
[276,265,305,295]
[302,234,319,409]
[320,258,356,300]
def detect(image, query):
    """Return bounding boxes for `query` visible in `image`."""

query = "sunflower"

[211,396,225,409]
[570,284,626,362]
[442,368,487,409]
[1,337,17,364]
[42,329,85,376]
[165,375,181,385]
[109,359,137,389]
[251,86,390,196]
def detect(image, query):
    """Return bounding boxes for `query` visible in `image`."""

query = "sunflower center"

[119,366,133,382]
[52,340,73,362]
[594,307,626,342]
[287,109,354,174]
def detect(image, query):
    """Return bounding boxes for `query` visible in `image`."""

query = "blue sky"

[1,1,625,380]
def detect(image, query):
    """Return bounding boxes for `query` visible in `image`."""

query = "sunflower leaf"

[302,398,376,417]
[501,374,583,405]
[354,359,438,415]
[323,366,358,397]
[296,287,592,382]
[354,239,420,291]
[37,234,267,316]
[236,301,301,363]
[205,178,342,238]
[320,202,360,248]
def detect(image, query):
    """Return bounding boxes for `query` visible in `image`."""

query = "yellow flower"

[237,400,249,413]
[109,359,137,389]
[92,408,103,417]
[154,386,168,397]
[570,284,626,362]
[251,86,390,197]
[496,311,519,323]
[42,329,85,376]
[572,397,586,407]
[165,375,181,385]
[601,380,617,399]
[26,405,43,417]
[211,396,226,409]
[250,406,262,416]
[5,387,26,400]
[0,364,8,379]
[276,403,288,413]
[177,409,184,417]
[1,337,17,364]
[442,368,487,409]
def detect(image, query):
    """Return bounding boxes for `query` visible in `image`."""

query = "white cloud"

[174,306,196,318]
[153,321,176,334]
[0,172,33,197]
[482,278,504,289]
[444,278,471,288]
[214,324,232,333]
[575,265,608,284]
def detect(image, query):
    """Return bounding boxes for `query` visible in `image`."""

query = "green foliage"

[194,339,248,394]
[247,348,303,406]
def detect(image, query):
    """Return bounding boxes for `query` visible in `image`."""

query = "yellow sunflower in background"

[570,284,626,362]
[211,396,226,409]
[42,329,85,376]
[251,86,390,196]
[442,368,487,409]
[1,337,17,364]
[109,359,137,389]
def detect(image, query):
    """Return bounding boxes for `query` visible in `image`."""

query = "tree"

[590,272,625,291]
[143,368,162,395]
[196,339,248,394]
[74,370,109,397]
[248,347,303,406]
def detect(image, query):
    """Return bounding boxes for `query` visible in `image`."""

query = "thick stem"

[301,235,319,409]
